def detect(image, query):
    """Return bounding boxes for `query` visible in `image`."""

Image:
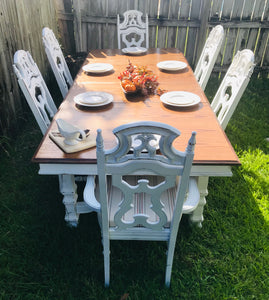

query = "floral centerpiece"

[118,61,160,95]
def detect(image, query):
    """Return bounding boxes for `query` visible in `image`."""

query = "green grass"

[0,77,268,299]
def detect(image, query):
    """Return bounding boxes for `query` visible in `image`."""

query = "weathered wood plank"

[186,0,203,66]
[176,0,192,53]
[256,29,269,67]
[222,0,235,19]
[246,0,266,66]
[0,0,58,135]
[137,0,151,14]
[55,0,76,54]
[157,0,170,48]
[165,0,180,48]
[210,0,224,20]
[148,0,159,48]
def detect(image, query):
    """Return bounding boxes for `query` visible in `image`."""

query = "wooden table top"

[32,48,240,166]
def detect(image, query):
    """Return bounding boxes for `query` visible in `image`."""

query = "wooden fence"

[0,0,58,136]
[0,0,268,136]
[56,0,269,72]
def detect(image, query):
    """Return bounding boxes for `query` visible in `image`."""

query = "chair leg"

[165,238,177,287]
[103,235,110,287]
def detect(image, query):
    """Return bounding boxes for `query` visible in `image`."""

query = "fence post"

[55,0,76,54]
[73,0,82,52]
[194,0,211,67]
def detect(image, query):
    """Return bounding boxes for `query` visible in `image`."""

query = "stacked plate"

[82,63,113,74]
[160,91,200,107]
[122,47,147,55]
[74,92,113,107]
[157,60,187,71]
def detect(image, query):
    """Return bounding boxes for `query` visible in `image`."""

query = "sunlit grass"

[239,149,269,223]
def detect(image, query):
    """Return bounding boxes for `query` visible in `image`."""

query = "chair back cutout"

[13,50,57,134]
[117,10,149,49]
[211,49,255,129]
[42,27,73,98]
[194,25,224,90]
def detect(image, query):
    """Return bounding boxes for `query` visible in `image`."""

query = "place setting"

[82,62,114,75]
[160,91,201,109]
[157,60,188,73]
[121,46,148,55]
[73,91,114,109]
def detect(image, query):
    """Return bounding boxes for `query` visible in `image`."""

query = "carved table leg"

[60,174,79,227]
[189,176,209,228]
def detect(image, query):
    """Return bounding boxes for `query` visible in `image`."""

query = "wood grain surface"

[32,48,240,166]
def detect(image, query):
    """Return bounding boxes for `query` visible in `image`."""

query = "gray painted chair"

[42,27,73,98]
[211,49,255,130]
[117,10,149,49]
[84,121,199,287]
[194,25,224,90]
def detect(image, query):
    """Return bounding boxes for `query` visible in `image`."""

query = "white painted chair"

[13,50,57,135]
[117,10,149,49]
[84,121,200,287]
[42,27,73,98]
[211,49,255,130]
[194,25,224,90]
[13,50,97,222]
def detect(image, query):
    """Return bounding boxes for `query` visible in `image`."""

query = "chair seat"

[106,176,199,228]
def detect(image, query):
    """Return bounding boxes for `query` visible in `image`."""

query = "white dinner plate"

[157,60,187,71]
[160,91,200,107]
[74,92,113,107]
[122,47,147,55]
[82,63,113,74]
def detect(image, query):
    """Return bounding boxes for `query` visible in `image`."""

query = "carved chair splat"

[42,27,73,98]
[13,50,57,135]
[84,121,200,287]
[211,49,255,130]
[117,10,149,49]
[194,25,225,90]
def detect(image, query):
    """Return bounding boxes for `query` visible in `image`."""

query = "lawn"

[0,77,268,299]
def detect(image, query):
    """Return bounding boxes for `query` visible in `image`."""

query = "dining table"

[32,48,240,227]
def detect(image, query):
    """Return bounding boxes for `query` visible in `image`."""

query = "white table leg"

[60,174,79,227]
[189,176,209,228]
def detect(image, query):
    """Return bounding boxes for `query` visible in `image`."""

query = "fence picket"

[175,0,191,53]
[157,0,171,48]
[185,0,202,65]
[148,0,159,48]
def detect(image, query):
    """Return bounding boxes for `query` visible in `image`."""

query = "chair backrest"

[97,121,196,236]
[42,27,73,98]
[194,25,224,90]
[211,49,255,130]
[117,10,149,49]
[13,50,57,135]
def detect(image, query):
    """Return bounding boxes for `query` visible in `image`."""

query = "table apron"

[38,163,233,177]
